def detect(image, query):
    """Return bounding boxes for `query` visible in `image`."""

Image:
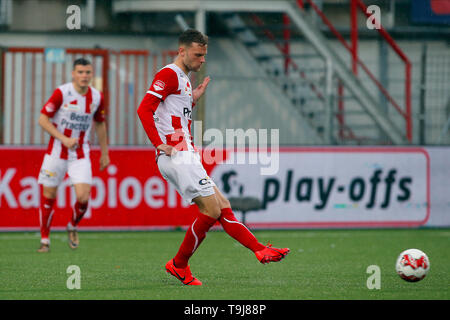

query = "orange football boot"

[165,259,202,286]
[255,243,290,264]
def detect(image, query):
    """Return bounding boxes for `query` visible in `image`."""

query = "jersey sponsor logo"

[60,112,91,131]
[70,112,90,122]
[63,102,80,112]
[153,80,166,91]
[40,168,57,178]
[183,107,192,119]
[199,177,212,186]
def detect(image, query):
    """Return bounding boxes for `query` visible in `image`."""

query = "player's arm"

[94,121,110,171]
[192,76,210,105]
[137,94,177,156]
[137,68,179,156]
[93,93,110,171]
[137,93,164,147]
[39,89,78,150]
[38,114,79,150]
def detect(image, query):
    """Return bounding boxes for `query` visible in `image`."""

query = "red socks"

[71,201,88,227]
[173,208,266,268]
[40,198,88,242]
[173,212,217,268]
[219,208,265,252]
[39,195,56,243]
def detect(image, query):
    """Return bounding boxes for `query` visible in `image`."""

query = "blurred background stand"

[228,196,262,226]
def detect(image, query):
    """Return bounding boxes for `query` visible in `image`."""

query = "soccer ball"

[395,249,430,282]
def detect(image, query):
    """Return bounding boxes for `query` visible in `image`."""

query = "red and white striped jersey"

[137,63,196,154]
[41,82,105,160]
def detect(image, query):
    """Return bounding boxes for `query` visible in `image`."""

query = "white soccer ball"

[395,248,430,282]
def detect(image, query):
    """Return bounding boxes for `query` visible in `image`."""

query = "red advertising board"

[0,147,210,230]
[431,0,450,14]
[0,146,438,230]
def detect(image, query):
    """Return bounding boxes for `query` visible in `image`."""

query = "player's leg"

[166,194,220,286]
[70,183,90,227]
[37,186,57,252]
[213,186,265,252]
[214,186,290,264]
[172,194,220,268]
[37,155,66,252]
[66,158,92,249]
[160,152,219,285]
[66,183,90,249]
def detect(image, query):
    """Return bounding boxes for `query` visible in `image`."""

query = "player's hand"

[62,137,79,150]
[193,76,210,103]
[157,144,178,157]
[99,153,110,171]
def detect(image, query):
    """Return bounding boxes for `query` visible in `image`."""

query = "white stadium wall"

[211,146,450,228]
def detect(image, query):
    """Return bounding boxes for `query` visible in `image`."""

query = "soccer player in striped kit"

[137,29,289,286]
[36,58,110,252]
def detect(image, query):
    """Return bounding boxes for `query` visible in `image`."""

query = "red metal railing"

[110,50,149,145]
[2,48,109,144]
[297,0,412,142]
[354,0,412,142]
[251,13,364,143]
[5,48,109,106]
[1,47,175,145]
[251,14,324,101]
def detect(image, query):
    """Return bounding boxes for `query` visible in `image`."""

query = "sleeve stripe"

[147,90,163,99]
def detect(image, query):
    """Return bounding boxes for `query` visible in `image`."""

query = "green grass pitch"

[0,229,449,300]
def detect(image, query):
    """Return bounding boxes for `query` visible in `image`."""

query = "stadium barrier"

[1,47,178,146]
[0,146,449,230]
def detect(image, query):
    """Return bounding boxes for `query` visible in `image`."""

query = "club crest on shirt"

[153,80,165,91]
[44,103,56,113]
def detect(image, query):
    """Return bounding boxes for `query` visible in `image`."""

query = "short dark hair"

[73,58,91,70]
[178,29,208,47]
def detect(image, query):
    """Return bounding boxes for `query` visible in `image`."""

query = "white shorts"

[38,154,93,187]
[157,151,216,204]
